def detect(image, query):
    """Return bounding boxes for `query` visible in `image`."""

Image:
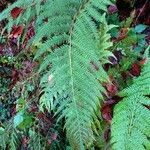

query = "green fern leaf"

[111,60,150,150]
[34,0,112,149]
[29,129,43,150]
[0,123,20,150]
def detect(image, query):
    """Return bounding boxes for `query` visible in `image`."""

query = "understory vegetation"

[0,0,150,149]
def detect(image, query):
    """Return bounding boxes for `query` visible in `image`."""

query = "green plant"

[0,0,150,150]
[112,59,150,150]
[34,1,113,149]
[0,123,21,150]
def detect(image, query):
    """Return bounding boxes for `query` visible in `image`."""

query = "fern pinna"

[111,59,150,150]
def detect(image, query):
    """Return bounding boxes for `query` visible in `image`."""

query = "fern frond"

[34,0,112,149]
[0,123,20,150]
[29,129,43,150]
[111,60,150,150]
[0,126,8,149]
[9,129,20,150]
[98,20,116,63]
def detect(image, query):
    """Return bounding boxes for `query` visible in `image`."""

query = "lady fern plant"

[34,0,113,149]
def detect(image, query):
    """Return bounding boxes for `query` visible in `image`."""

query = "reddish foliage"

[10,25,23,38]
[139,58,147,65]
[101,97,121,122]
[134,0,150,25]
[121,71,129,80]
[22,136,29,148]
[28,103,38,113]
[23,23,35,48]
[0,44,4,55]
[116,0,150,25]
[106,83,118,95]
[121,61,145,79]
[37,112,52,126]
[101,100,115,122]
[47,139,52,145]
[130,63,141,76]
[104,76,118,97]
[37,112,53,136]
[113,28,128,42]
[10,105,16,117]
[51,133,57,141]
[117,28,128,41]
[101,105,112,122]
[37,112,45,119]
[11,7,23,19]
[104,128,111,142]
[9,68,20,89]
[108,5,118,14]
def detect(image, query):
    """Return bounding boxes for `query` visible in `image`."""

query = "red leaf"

[117,28,128,41]
[22,136,29,148]
[23,23,35,48]
[104,99,117,105]
[108,5,118,14]
[9,68,20,89]
[130,63,141,76]
[47,139,52,145]
[101,105,112,122]
[10,25,23,38]
[134,0,150,25]
[104,128,111,142]
[37,112,45,119]
[51,133,57,141]
[103,76,118,97]
[105,83,118,95]
[139,58,147,65]
[0,44,4,55]
[10,105,16,117]
[11,7,23,19]
[28,103,38,113]
[101,97,120,122]
[121,71,129,80]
